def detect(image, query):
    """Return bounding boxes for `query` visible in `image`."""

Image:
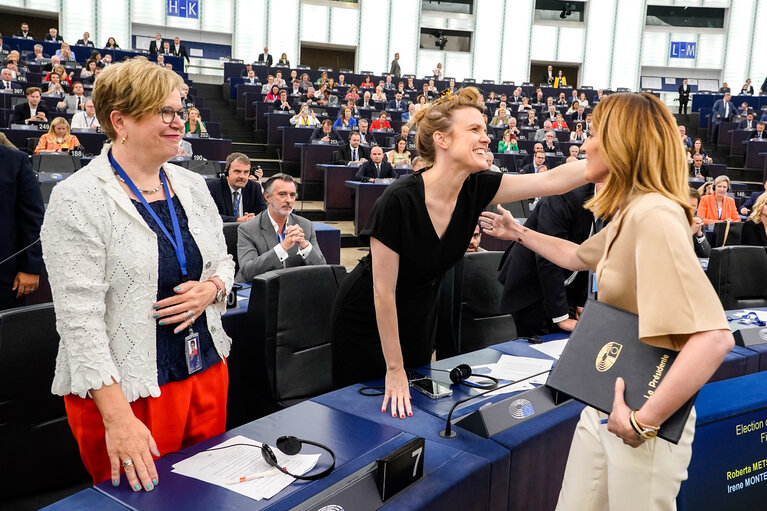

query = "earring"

[120,136,126,144]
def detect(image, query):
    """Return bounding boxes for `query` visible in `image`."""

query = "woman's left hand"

[153,280,217,334]
[607,377,645,448]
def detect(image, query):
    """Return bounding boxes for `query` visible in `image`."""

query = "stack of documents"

[469,355,554,396]
[171,435,320,501]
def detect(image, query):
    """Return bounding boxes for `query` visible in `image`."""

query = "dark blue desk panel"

[299,143,338,184]
[40,488,129,511]
[95,400,491,511]
[746,139,767,169]
[267,112,293,145]
[317,164,357,213]
[280,126,314,162]
[678,372,767,511]
[184,136,232,162]
[344,181,389,236]
[3,127,108,154]
[313,385,511,511]
[313,222,341,265]
[731,129,754,156]
[717,121,737,147]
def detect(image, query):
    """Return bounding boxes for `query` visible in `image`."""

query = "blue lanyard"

[108,150,188,278]
[275,223,287,243]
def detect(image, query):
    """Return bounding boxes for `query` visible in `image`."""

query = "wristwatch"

[208,278,225,304]
[630,410,660,439]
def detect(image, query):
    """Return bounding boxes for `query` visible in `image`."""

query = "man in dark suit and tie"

[243,69,259,85]
[387,92,406,111]
[0,145,45,310]
[258,47,273,67]
[333,132,371,165]
[711,92,733,140]
[207,153,267,223]
[490,183,600,336]
[43,28,64,43]
[309,120,342,144]
[1,68,20,91]
[688,154,710,179]
[739,112,756,130]
[520,151,547,174]
[678,79,691,115]
[750,122,767,140]
[15,22,34,40]
[11,87,49,125]
[148,33,163,54]
[172,37,190,64]
[543,65,554,85]
[236,173,325,281]
[355,146,396,181]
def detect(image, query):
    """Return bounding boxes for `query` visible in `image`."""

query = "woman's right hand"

[382,367,412,419]
[104,412,160,491]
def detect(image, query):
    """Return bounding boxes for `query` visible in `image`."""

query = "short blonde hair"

[47,116,70,137]
[584,93,692,223]
[92,57,183,140]
[748,192,767,224]
[713,174,731,190]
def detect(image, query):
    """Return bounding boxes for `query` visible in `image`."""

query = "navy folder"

[546,300,694,443]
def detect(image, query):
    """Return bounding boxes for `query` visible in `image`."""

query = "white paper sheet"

[490,355,554,385]
[171,435,320,501]
[730,310,767,323]
[529,339,569,360]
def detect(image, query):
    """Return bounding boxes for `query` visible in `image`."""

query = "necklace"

[113,170,164,194]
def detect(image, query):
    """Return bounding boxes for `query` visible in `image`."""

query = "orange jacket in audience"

[697,194,741,224]
[34,133,81,154]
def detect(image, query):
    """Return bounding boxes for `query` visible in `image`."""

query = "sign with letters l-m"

[167,0,199,19]
[670,41,696,59]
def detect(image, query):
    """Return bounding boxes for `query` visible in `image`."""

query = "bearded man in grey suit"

[236,173,325,282]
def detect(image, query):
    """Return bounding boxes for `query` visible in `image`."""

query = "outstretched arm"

[491,158,587,205]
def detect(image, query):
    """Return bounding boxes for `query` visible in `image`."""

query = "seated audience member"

[490,102,512,127]
[160,41,172,56]
[344,98,359,116]
[739,111,756,130]
[565,144,580,162]
[358,90,374,109]
[411,156,428,172]
[532,89,545,105]
[44,72,67,96]
[699,181,714,197]
[750,121,767,140]
[80,59,98,79]
[44,27,64,42]
[333,132,370,165]
[517,97,533,112]
[184,107,207,135]
[179,83,195,109]
[570,105,587,124]
[356,146,396,181]
[273,90,292,111]
[569,89,579,104]
[484,151,501,173]
[1,68,20,90]
[689,154,710,179]
[565,100,579,116]
[466,224,484,252]
[578,92,589,107]
[371,86,387,103]
[104,37,120,49]
[15,22,35,39]
[679,125,692,149]
[357,119,374,145]
[12,87,49,124]
[741,192,767,246]
[57,81,89,112]
[498,130,518,153]
[290,106,320,127]
[34,117,80,154]
[315,71,329,86]
[405,77,417,92]
[336,74,346,87]
[100,53,113,67]
[540,96,556,114]
[261,75,275,94]
[297,73,311,90]
[310,119,341,143]
[487,183,601,336]
[82,66,101,85]
[371,111,391,130]
[509,88,523,104]
[521,151,547,174]
[688,138,713,163]
[240,64,254,77]
[688,189,711,258]
[741,79,755,96]
[535,120,554,141]
[30,44,47,63]
[243,69,259,85]
[383,74,395,91]
[288,79,301,96]
[542,131,559,152]
[556,92,568,106]
[523,109,539,128]
[360,76,374,89]
[301,86,320,105]
[719,82,731,94]
[56,42,74,61]
[387,137,411,166]
[333,107,358,129]
[236,174,325,281]
[387,92,407,111]
[507,116,520,136]
[319,88,338,107]
[208,152,267,223]
[274,71,286,88]
[697,175,741,224]
[401,103,416,122]
[740,178,767,215]
[46,63,74,86]
[70,99,100,130]
[570,122,587,142]
[552,113,569,131]
[277,53,290,67]
[265,84,281,102]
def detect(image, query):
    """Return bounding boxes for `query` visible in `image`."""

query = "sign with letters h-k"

[167,0,199,19]
[670,41,696,59]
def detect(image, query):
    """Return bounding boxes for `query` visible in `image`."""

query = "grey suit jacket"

[59,94,89,113]
[236,211,325,282]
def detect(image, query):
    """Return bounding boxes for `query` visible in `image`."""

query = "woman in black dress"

[331,87,588,419]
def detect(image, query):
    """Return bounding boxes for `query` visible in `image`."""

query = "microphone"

[439,368,552,439]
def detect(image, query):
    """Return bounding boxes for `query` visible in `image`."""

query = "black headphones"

[260,436,336,480]
[432,364,499,390]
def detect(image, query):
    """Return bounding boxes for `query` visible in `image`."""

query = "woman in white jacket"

[41,57,234,493]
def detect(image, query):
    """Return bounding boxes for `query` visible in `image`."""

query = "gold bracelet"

[631,409,660,439]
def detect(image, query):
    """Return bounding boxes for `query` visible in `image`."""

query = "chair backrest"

[248,265,347,409]
[436,252,516,358]
[0,303,89,497]
[32,152,83,172]
[222,222,240,273]
[712,221,744,247]
[707,246,767,309]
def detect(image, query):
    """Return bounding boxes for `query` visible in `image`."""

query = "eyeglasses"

[158,106,187,124]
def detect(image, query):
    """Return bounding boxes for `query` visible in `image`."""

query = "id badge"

[185,329,202,374]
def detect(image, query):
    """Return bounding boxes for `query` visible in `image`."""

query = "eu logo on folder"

[546,300,694,444]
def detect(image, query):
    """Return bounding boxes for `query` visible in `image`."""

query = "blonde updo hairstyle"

[413,86,484,166]
[93,56,184,140]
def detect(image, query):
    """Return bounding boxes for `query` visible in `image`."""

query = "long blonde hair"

[748,192,767,224]
[584,93,692,223]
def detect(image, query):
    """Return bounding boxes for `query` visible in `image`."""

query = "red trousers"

[64,359,228,484]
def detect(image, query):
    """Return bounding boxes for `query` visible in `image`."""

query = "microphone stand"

[440,368,552,439]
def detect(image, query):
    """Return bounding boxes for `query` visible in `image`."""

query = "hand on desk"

[105,411,160,491]
[556,318,577,332]
[383,367,412,419]
[607,377,645,448]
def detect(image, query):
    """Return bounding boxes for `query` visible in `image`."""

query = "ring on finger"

[184,310,194,320]
[122,459,134,469]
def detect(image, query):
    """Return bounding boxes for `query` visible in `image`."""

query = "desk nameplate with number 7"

[375,437,425,501]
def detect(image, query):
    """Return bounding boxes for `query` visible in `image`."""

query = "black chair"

[222,222,239,273]
[243,265,347,416]
[32,152,83,173]
[436,251,516,359]
[0,304,89,499]
[706,246,767,309]
[712,221,744,247]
